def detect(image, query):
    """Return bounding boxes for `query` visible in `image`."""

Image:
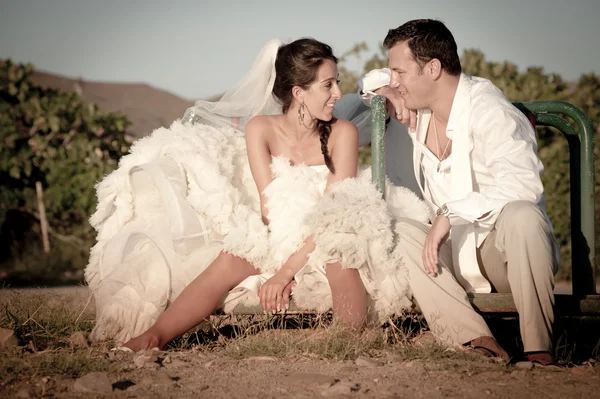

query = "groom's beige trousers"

[396,201,557,352]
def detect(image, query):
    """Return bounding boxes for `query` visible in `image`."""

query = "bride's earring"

[297,103,305,125]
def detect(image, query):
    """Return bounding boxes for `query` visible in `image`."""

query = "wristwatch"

[436,204,450,218]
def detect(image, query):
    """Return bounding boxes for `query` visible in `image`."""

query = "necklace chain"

[432,113,451,162]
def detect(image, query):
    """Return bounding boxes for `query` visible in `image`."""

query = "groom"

[358,19,559,364]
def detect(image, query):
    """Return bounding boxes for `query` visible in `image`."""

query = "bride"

[85,38,431,350]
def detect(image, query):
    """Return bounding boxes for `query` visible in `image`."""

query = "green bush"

[0,60,130,283]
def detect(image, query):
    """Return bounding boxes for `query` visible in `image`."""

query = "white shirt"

[409,74,558,293]
[414,141,453,219]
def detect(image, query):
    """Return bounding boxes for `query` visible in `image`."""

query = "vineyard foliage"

[1,60,130,280]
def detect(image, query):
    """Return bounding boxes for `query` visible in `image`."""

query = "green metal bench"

[369,95,598,314]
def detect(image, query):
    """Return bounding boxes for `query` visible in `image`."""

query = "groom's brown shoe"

[469,336,511,363]
[527,351,556,367]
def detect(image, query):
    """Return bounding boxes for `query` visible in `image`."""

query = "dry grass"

[0,288,114,386]
[211,314,499,374]
[1,288,599,389]
[0,287,95,347]
[221,325,384,360]
[0,348,114,385]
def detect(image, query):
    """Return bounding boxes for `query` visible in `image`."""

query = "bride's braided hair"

[272,38,338,173]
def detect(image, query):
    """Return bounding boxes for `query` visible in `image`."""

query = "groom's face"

[387,41,433,109]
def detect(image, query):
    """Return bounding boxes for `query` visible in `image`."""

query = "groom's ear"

[428,58,443,80]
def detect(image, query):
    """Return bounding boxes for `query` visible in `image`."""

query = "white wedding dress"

[84,118,432,344]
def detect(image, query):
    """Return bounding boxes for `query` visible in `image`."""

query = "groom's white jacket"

[340,74,559,293]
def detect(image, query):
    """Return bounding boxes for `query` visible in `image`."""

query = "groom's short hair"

[384,19,461,76]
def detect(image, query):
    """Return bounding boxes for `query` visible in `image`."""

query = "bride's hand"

[374,86,418,131]
[259,273,294,314]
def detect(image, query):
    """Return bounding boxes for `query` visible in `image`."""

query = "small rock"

[321,381,360,397]
[321,383,352,397]
[68,331,89,348]
[14,386,35,398]
[356,356,384,368]
[283,372,337,387]
[0,328,18,348]
[515,361,534,370]
[163,354,172,364]
[73,372,113,394]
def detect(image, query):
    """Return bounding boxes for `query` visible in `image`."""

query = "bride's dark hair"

[272,38,338,173]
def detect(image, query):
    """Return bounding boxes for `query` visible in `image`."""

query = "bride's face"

[303,59,341,121]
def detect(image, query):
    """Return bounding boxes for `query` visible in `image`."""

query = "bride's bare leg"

[325,262,367,330]
[123,252,259,351]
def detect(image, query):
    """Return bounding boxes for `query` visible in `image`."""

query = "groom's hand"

[374,86,418,131]
[423,215,451,276]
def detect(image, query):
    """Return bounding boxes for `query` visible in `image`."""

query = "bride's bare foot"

[122,331,163,352]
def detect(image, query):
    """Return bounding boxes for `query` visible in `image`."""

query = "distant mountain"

[30,70,197,140]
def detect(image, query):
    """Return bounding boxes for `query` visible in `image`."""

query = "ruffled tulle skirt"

[85,121,431,343]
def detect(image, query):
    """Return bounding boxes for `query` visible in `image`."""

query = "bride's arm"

[279,119,360,276]
[245,116,274,225]
[324,119,360,189]
[260,120,360,312]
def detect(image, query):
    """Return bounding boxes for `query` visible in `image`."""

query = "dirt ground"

[1,286,599,398]
[2,343,600,398]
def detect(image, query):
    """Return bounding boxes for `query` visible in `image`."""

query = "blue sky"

[1,0,598,100]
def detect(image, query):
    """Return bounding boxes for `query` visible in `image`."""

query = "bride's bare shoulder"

[330,118,358,141]
[245,115,280,138]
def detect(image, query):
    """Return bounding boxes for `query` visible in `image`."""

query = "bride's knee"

[216,252,260,277]
[325,262,361,283]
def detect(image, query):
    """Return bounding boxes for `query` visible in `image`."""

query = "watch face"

[436,205,448,217]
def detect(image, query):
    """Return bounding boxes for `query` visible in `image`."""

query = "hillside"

[30,70,196,140]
